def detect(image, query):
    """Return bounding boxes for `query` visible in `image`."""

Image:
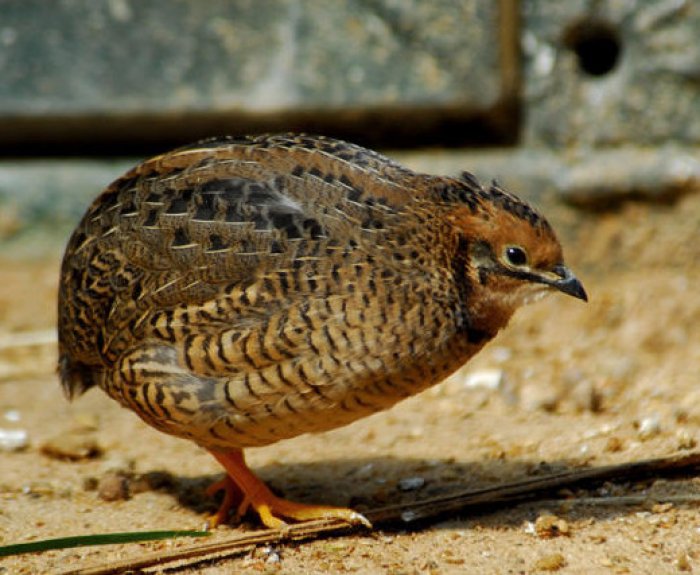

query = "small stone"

[676,430,697,450]
[637,416,661,440]
[534,513,570,538]
[0,428,29,451]
[534,552,566,571]
[651,502,673,514]
[82,476,99,491]
[604,436,624,453]
[3,409,21,422]
[401,510,418,523]
[398,476,425,492]
[261,545,281,564]
[519,382,559,412]
[98,472,130,501]
[463,369,503,390]
[41,432,103,461]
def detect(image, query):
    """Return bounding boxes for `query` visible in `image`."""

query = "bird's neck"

[459,287,519,345]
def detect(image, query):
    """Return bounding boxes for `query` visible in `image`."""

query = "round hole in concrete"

[563,19,622,77]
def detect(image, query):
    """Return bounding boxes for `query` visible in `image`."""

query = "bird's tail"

[58,355,100,400]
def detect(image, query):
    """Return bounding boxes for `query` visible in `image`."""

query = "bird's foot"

[247,491,372,530]
[206,449,371,530]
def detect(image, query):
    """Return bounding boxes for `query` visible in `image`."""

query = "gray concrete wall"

[0,0,698,254]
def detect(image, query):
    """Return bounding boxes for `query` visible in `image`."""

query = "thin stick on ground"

[60,451,700,575]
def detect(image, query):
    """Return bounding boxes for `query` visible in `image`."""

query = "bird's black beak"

[550,264,588,302]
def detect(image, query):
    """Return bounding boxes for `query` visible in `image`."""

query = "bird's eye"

[504,246,528,267]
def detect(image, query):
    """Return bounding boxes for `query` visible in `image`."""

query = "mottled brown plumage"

[58,134,586,528]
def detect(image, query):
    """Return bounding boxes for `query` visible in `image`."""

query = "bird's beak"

[550,264,588,301]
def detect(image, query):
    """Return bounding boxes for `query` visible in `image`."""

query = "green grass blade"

[0,529,211,557]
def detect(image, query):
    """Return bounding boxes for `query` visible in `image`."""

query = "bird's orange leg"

[206,449,371,529]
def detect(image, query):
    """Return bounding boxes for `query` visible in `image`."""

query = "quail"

[58,134,587,529]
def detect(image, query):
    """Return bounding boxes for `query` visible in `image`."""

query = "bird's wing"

[59,136,421,368]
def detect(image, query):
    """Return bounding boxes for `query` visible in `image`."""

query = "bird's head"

[443,176,587,333]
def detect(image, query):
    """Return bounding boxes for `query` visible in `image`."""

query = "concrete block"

[0,0,518,147]
[522,0,700,147]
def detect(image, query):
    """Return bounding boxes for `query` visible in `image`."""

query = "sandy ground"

[1,189,699,574]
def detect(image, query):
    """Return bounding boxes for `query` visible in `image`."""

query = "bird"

[57,133,587,529]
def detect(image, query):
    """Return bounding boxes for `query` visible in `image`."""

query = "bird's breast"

[163,270,481,448]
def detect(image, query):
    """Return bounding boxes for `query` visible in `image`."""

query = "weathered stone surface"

[0,0,513,116]
[522,0,700,147]
[398,146,700,207]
